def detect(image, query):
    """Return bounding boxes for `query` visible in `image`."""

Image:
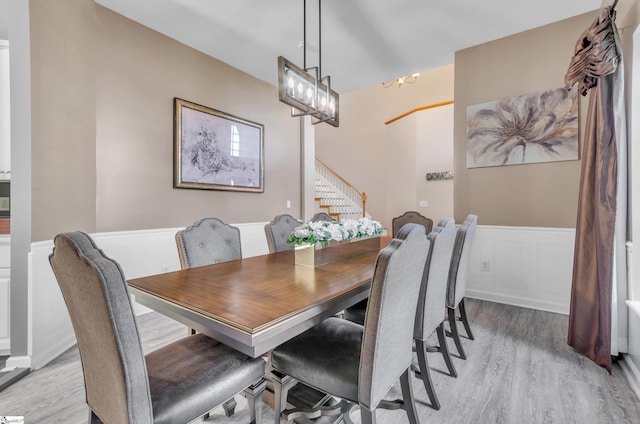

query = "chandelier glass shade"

[278,56,339,127]
[277,0,339,127]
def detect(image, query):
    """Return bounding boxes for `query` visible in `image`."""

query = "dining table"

[128,247,381,358]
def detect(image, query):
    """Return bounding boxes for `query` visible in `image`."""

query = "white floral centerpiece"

[288,217,383,267]
[287,217,383,246]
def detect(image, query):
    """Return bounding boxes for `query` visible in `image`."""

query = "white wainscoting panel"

[236,222,271,259]
[94,228,184,278]
[467,225,575,315]
[28,223,270,369]
[25,224,574,369]
[624,301,640,401]
[30,240,76,370]
[94,227,185,316]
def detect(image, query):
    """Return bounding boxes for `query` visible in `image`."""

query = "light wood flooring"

[0,299,638,423]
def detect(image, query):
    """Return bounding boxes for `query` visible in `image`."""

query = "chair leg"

[436,323,457,378]
[399,368,421,424]
[245,378,267,424]
[88,410,102,424]
[414,339,440,410]
[360,405,376,424]
[447,307,467,360]
[271,371,294,424]
[222,397,237,417]
[459,299,474,340]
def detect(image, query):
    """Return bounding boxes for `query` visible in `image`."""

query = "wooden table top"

[128,249,379,357]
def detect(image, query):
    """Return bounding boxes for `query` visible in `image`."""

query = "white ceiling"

[101,1,600,92]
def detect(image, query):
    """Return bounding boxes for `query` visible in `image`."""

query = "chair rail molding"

[16,223,584,370]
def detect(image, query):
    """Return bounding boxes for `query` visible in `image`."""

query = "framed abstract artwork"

[174,98,264,192]
[466,87,579,168]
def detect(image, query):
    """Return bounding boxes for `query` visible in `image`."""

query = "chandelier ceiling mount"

[382,73,421,88]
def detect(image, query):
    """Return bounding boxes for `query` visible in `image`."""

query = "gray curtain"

[564,4,625,373]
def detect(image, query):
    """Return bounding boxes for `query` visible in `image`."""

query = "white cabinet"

[0,235,9,354]
[0,40,9,178]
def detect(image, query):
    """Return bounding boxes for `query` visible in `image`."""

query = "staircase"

[315,159,369,221]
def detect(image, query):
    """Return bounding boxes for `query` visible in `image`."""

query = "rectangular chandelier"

[278,56,339,127]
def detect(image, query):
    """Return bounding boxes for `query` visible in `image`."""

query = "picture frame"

[174,98,264,192]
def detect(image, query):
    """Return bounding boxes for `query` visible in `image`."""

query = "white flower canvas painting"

[466,87,579,168]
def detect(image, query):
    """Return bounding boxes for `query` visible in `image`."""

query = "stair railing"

[315,158,367,219]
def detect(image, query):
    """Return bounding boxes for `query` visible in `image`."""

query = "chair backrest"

[446,214,478,309]
[49,232,153,424]
[359,223,431,410]
[264,214,302,253]
[176,217,242,268]
[310,212,336,223]
[415,217,457,340]
[392,211,433,238]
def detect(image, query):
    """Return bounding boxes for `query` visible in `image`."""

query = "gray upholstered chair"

[49,231,266,424]
[392,211,433,238]
[446,214,478,359]
[176,217,242,268]
[269,224,430,424]
[342,297,368,325]
[175,217,244,416]
[412,217,458,411]
[310,212,336,222]
[264,214,302,253]
[342,217,431,325]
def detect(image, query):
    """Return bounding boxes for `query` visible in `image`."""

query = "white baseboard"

[31,333,76,370]
[2,355,32,371]
[467,289,569,315]
[133,301,153,316]
[620,355,640,402]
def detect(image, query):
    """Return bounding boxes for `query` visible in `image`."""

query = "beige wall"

[30,0,98,241]
[29,2,301,240]
[616,0,639,30]
[315,64,455,230]
[27,2,601,237]
[385,113,418,220]
[416,104,454,222]
[95,7,300,232]
[453,11,598,227]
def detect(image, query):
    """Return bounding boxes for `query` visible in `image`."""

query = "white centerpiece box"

[294,236,381,267]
